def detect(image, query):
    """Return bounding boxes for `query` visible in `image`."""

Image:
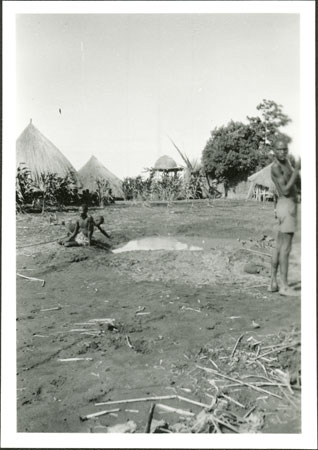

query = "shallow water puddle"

[113,236,203,254]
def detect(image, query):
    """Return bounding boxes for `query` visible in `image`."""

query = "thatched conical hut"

[16,119,80,185]
[78,155,124,199]
[247,163,276,201]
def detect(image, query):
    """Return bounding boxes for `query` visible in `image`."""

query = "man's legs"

[268,231,281,292]
[278,232,298,296]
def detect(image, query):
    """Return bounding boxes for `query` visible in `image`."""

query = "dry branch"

[243,405,256,419]
[220,393,246,409]
[255,341,300,360]
[196,366,282,399]
[16,273,45,287]
[145,403,156,433]
[40,306,61,312]
[95,395,177,407]
[156,403,195,417]
[58,357,93,362]
[80,408,120,421]
[177,395,211,409]
[231,333,245,358]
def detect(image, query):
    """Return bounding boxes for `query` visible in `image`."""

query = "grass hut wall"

[247,163,276,201]
[78,155,124,199]
[16,120,80,186]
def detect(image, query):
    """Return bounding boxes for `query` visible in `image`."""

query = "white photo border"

[2,1,316,448]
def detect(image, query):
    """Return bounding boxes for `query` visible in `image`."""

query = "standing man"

[268,140,301,296]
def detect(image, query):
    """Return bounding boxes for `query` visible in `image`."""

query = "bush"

[16,164,37,212]
[16,167,80,212]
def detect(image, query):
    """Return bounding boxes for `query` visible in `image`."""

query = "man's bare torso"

[78,215,94,236]
[272,160,297,200]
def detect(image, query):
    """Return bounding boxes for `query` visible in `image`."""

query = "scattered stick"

[145,403,156,433]
[212,416,239,433]
[40,306,61,312]
[16,273,45,287]
[278,386,298,408]
[223,382,285,388]
[256,360,268,377]
[179,387,192,393]
[136,312,150,316]
[156,403,195,417]
[181,306,201,313]
[80,332,100,336]
[126,335,134,349]
[177,395,210,409]
[211,416,222,433]
[125,409,139,413]
[58,357,93,362]
[255,342,300,360]
[80,408,120,421]
[89,318,115,323]
[196,366,282,399]
[243,405,256,419]
[69,329,95,332]
[220,393,246,409]
[95,395,177,407]
[209,358,219,369]
[231,333,245,358]
[74,322,99,326]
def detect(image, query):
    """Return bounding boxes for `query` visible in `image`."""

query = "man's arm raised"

[271,159,300,197]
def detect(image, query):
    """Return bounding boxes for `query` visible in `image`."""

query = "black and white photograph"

[1,1,316,448]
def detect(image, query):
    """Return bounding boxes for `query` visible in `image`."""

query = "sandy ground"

[16,199,301,433]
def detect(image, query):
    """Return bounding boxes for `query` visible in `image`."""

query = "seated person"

[59,204,111,247]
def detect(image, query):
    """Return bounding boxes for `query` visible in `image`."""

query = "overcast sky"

[16,13,300,179]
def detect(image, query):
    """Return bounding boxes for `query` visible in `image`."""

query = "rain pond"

[112,236,242,254]
[113,236,203,253]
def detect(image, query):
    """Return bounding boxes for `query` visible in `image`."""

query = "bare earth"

[16,200,301,434]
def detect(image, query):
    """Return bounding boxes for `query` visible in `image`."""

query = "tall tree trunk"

[42,194,46,214]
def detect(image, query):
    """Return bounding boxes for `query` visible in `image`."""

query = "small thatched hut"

[247,163,276,201]
[153,155,183,173]
[78,155,124,199]
[16,120,80,185]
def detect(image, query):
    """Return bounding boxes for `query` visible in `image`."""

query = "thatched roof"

[248,163,275,190]
[153,155,183,171]
[16,120,80,185]
[78,155,124,198]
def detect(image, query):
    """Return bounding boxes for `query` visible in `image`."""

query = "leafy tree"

[248,99,291,150]
[202,100,292,192]
[202,120,265,189]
